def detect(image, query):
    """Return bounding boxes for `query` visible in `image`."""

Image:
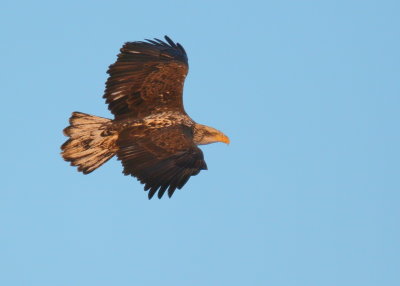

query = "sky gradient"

[1,0,399,285]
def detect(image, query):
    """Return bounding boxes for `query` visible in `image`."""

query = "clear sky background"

[1,0,399,285]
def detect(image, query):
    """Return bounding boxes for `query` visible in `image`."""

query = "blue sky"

[1,0,399,285]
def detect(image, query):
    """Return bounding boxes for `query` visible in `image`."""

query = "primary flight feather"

[61,36,229,199]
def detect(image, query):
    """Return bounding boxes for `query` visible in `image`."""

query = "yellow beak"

[218,134,230,145]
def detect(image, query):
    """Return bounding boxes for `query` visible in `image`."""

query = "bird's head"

[193,124,230,145]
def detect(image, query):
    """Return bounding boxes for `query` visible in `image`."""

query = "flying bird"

[61,36,229,199]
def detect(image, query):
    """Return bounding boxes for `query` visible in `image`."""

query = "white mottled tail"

[61,112,118,174]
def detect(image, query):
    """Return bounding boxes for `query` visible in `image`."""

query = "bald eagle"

[61,36,229,199]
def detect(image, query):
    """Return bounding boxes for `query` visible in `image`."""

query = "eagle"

[61,36,229,199]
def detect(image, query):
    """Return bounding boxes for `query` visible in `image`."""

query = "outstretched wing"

[104,36,189,120]
[117,125,207,199]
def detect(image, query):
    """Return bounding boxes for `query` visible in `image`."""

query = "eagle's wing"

[104,36,189,119]
[117,125,207,199]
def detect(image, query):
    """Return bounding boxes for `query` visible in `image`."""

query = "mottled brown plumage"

[61,36,229,199]
[104,37,188,119]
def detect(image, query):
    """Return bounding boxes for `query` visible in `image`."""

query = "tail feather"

[61,112,118,174]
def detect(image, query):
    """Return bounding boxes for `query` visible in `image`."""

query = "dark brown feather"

[104,36,189,120]
[116,125,207,199]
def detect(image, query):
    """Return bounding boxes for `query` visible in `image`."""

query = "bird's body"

[61,36,229,199]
